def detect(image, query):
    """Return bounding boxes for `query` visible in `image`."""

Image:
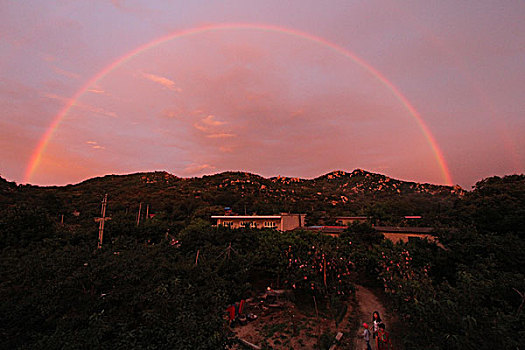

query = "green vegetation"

[1,171,523,349]
[0,169,463,228]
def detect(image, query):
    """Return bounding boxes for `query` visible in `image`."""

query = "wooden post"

[95,194,111,249]
[238,338,261,350]
[146,204,149,220]
[323,255,327,289]
[60,214,64,225]
[136,202,142,226]
[195,249,200,266]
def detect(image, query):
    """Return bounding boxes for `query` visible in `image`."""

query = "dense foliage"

[1,172,523,349]
[0,169,463,228]
[365,175,525,349]
[1,217,358,348]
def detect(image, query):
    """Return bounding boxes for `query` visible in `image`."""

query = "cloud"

[182,163,216,175]
[43,93,118,118]
[202,114,225,126]
[85,140,105,150]
[76,103,118,118]
[206,133,236,138]
[142,72,182,92]
[192,123,208,133]
[53,67,81,80]
[193,115,232,135]
[87,88,106,94]
[162,110,178,119]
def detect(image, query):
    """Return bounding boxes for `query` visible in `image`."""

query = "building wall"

[214,214,305,231]
[336,217,368,225]
[216,217,280,229]
[281,214,306,231]
[381,233,438,244]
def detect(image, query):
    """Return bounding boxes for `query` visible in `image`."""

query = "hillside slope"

[0,169,464,226]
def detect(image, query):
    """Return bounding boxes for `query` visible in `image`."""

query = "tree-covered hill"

[0,169,465,227]
[0,172,524,349]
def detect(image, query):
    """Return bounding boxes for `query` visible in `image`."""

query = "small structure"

[304,226,347,237]
[373,226,436,244]
[335,216,368,225]
[305,224,441,246]
[211,213,306,231]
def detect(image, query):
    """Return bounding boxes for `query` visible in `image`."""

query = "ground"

[230,292,355,349]
[230,285,394,349]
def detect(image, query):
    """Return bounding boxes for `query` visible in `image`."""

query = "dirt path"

[352,285,389,350]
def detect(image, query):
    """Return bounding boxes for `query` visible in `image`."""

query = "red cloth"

[239,300,245,314]
[226,305,235,321]
[377,330,392,350]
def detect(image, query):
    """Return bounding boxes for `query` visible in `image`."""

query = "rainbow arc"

[24,23,453,185]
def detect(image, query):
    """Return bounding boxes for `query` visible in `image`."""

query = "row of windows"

[264,221,277,228]
[220,221,278,228]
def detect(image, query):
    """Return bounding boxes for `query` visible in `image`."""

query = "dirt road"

[352,285,389,350]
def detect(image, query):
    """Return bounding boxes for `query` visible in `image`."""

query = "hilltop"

[0,169,464,226]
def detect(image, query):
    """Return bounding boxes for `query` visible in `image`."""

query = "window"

[264,221,277,228]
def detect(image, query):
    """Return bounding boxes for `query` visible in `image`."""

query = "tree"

[0,204,56,248]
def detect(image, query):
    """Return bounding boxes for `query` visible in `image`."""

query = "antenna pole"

[95,194,110,249]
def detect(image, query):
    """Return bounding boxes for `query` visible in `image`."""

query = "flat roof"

[211,215,282,219]
[305,226,347,233]
[335,216,368,219]
[374,226,433,234]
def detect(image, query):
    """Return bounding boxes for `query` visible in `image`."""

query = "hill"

[1,171,523,349]
[1,169,464,227]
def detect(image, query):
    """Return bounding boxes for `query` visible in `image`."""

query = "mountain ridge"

[0,169,466,226]
[2,168,462,192]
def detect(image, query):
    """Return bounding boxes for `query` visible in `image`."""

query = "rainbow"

[24,23,453,185]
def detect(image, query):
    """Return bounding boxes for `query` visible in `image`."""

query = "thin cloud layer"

[142,72,182,92]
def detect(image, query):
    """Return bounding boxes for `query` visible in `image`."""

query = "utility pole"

[136,202,142,226]
[95,194,111,249]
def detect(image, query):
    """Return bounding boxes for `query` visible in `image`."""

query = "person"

[376,323,393,350]
[372,311,382,339]
[362,322,372,350]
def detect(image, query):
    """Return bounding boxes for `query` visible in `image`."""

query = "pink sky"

[1,1,524,188]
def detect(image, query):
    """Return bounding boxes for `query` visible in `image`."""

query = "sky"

[1,0,524,189]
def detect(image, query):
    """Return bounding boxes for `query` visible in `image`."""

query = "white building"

[211,213,306,231]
